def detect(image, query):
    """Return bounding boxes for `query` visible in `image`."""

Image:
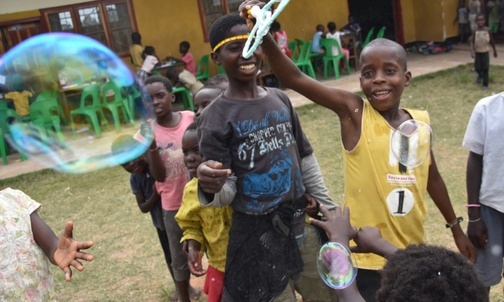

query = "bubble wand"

[242,0,291,59]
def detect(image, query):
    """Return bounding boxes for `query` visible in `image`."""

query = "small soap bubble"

[1,33,153,173]
[317,242,358,289]
[390,119,433,168]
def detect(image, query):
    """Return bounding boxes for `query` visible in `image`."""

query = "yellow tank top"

[342,100,431,270]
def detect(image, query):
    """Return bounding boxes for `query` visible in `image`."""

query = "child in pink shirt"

[180,41,196,76]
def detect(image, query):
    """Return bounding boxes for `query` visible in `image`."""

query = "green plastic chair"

[0,101,27,164]
[294,41,316,79]
[125,85,142,119]
[376,26,386,39]
[173,86,194,111]
[100,81,134,132]
[288,39,304,62]
[35,90,67,124]
[217,65,226,75]
[320,38,350,79]
[196,54,210,82]
[29,98,65,141]
[70,84,105,137]
[362,27,376,49]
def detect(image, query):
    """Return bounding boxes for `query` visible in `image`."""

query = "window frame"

[40,0,137,57]
[197,0,244,43]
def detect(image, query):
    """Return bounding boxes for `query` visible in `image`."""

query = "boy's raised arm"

[239,1,361,118]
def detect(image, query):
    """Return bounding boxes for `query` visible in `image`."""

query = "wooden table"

[341,32,359,70]
[153,57,186,76]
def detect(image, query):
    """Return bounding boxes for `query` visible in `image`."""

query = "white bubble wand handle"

[242,0,291,59]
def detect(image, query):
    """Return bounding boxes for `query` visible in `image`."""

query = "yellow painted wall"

[412,0,444,41]
[0,10,40,23]
[277,0,349,41]
[400,0,417,43]
[131,0,208,69]
[1,0,463,73]
[443,0,460,39]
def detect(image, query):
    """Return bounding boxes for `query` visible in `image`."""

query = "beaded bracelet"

[445,216,463,229]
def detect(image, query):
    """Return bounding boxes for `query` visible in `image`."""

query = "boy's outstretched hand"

[53,221,94,282]
[197,160,231,194]
[309,204,357,245]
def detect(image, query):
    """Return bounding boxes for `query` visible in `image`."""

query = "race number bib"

[386,188,414,216]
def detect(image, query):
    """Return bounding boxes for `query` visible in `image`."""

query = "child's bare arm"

[426,152,476,264]
[31,213,94,281]
[466,152,488,249]
[134,184,160,213]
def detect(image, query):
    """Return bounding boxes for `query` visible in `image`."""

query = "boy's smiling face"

[211,24,262,82]
[359,45,411,113]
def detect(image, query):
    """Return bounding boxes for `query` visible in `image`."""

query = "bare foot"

[189,285,201,300]
[170,286,201,301]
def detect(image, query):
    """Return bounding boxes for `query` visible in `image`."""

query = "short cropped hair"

[185,121,198,132]
[180,41,190,50]
[209,13,247,51]
[144,75,173,92]
[131,32,141,44]
[205,74,229,87]
[327,22,336,32]
[360,38,408,70]
[377,244,489,302]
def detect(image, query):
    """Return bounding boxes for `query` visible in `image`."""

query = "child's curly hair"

[377,244,489,302]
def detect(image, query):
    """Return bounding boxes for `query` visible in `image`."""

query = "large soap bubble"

[390,119,433,169]
[317,242,358,289]
[0,33,153,173]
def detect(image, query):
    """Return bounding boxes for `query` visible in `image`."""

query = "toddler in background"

[271,21,291,58]
[137,46,160,86]
[179,41,196,76]
[0,188,93,301]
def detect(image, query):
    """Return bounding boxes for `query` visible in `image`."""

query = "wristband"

[149,146,160,152]
[468,217,481,223]
[465,204,481,208]
[445,216,463,229]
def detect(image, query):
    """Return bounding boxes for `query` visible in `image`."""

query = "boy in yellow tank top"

[238,3,476,301]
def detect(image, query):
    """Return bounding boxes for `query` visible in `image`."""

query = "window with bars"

[197,0,252,42]
[41,0,136,56]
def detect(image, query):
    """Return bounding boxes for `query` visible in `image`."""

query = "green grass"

[1,64,503,301]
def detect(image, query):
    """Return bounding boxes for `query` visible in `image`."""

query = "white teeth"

[375,91,389,95]
[239,64,255,70]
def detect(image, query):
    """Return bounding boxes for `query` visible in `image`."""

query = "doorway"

[347,0,402,44]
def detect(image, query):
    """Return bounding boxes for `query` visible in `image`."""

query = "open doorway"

[347,0,401,44]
